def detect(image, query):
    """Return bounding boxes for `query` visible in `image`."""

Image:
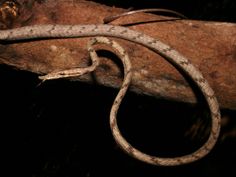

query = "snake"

[0,24,221,166]
[103,8,187,24]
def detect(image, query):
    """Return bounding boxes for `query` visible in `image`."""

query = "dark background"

[95,0,236,22]
[1,0,236,177]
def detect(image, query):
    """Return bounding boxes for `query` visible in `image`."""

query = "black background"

[1,0,236,177]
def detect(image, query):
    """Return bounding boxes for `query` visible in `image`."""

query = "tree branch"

[0,0,236,110]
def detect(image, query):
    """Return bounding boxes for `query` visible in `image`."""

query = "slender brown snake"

[103,8,187,24]
[0,24,221,166]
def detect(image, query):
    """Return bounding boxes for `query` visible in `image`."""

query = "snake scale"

[0,24,221,166]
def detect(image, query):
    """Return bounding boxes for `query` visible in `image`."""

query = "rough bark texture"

[0,0,236,110]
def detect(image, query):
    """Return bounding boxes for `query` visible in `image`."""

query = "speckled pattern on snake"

[0,24,221,166]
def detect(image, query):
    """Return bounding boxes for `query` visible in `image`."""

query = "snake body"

[0,24,221,166]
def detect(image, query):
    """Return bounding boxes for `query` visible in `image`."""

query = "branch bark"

[0,0,236,110]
